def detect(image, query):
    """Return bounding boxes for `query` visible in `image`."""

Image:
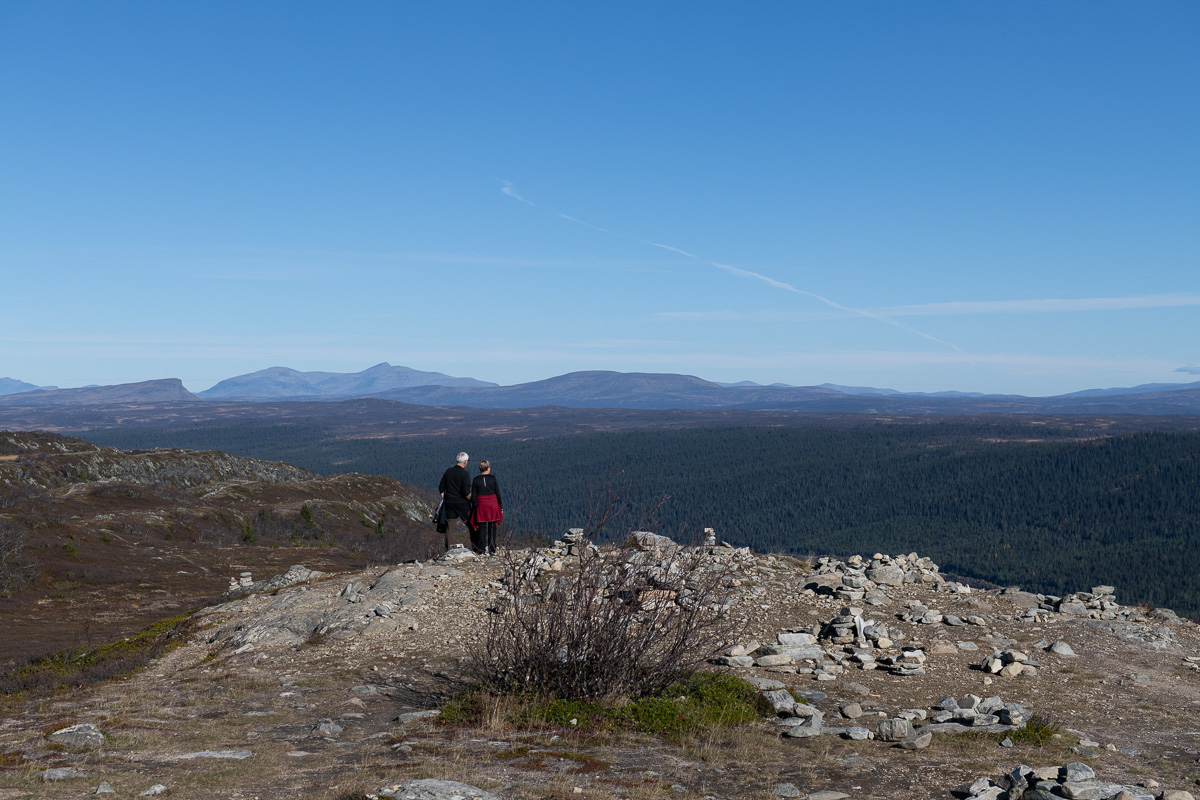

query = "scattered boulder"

[313,718,343,736]
[783,716,823,738]
[876,718,913,742]
[898,731,933,750]
[980,648,1040,677]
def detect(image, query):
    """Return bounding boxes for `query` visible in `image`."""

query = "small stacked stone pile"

[228,572,252,592]
[703,527,717,547]
[762,689,824,738]
[963,763,1187,800]
[980,648,1041,678]
[341,581,365,603]
[807,552,970,603]
[898,598,983,627]
[876,647,928,676]
[719,633,825,670]
[1052,585,1122,618]
[820,555,887,603]
[813,606,932,675]
[819,606,904,648]
[927,694,1030,731]
[560,528,586,555]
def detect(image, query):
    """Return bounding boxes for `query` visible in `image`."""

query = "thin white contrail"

[499,180,963,352]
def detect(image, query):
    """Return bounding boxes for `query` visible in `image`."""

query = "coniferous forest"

[84,419,1200,619]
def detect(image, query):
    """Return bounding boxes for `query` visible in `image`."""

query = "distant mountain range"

[198,363,497,399]
[0,378,196,406]
[2,367,1200,414]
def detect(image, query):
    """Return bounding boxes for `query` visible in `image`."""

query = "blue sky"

[1,2,1197,396]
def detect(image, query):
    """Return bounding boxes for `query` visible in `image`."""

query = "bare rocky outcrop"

[3,531,1197,799]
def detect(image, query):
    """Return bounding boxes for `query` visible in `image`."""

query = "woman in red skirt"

[470,460,503,556]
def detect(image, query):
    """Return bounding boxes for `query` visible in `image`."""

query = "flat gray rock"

[772,783,803,797]
[1083,619,1179,651]
[39,767,84,781]
[784,722,822,738]
[262,565,326,591]
[898,732,932,749]
[921,722,1015,734]
[762,689,797,713]
[49,722,105,748]
[379,778,502,799]
[176,749,253,760]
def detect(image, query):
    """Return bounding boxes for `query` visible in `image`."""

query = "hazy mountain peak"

[199,364,497,400]
[0,377,57,396]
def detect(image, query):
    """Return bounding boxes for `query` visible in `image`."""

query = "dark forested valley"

[83,418,1200,619]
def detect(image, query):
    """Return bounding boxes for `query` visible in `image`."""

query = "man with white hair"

[437,451,475,551]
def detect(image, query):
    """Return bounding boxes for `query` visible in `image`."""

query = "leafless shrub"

[468,535,742,700]
[0,484,39,510]
[355,513,443,564]
[0,518,39,593]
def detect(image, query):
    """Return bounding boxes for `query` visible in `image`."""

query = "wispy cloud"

[654,310,798,322]
[878,294,1200,317]
[499,181,963,352]
[645,241,697,259]
[1176,365,1200,375]
[499,180,535,207]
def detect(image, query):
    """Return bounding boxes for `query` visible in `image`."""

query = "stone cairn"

[1005,584,1137,623]
[1050,585,1122,618]
[929,694,1030,728]
[808,552,971,604]
[560,528,587,555]
[898,598,984,627]
[980,648,1042,678]
[228,571,252,592]
[963,762,1194,800]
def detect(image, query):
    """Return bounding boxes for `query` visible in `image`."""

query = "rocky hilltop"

[0,431,435,665]
[1,533,1196,799]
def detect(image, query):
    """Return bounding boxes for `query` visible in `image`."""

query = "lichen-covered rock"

[48,723,104,748]
[379,779,502,799]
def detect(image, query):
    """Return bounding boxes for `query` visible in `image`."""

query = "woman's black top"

[472,474,502,508]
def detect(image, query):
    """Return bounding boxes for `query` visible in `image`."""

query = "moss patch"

[442,672,770,741]
[0,608,198,699]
